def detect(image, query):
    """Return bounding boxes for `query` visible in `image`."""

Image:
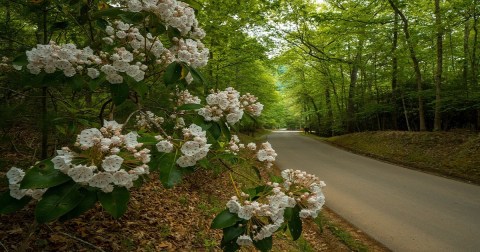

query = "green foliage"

[0,192,31,214]
[35,181,83,223]
[211,209,239,229]
[98,187,130,219]
[20,160,71,189]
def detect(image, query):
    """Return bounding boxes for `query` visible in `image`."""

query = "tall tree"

[388,0,427,131]
[434,0,443,131]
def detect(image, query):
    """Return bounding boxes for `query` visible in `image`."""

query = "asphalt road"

[267,131,480,252]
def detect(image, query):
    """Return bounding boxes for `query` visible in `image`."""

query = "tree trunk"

[472,1,479,87]
[434,0,443,131]
[346,40,363,133]
[391,11,399,130]
[388,0,426,131]
[463,17,470,92]
[325,79,334,135]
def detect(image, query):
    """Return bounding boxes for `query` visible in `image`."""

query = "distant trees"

[272,0,480,135]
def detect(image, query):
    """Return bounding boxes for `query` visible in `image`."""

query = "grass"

[326,131,480,185]
[315,213,369,252]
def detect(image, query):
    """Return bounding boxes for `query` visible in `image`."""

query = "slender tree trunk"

[325,79,334,135]
[388,0,426,131]
[472,2,479,87]
[463,17,470,92]
[391,11,399,130]
[347,40,363,133]
[401,91,412,131]
[434,0,443,131]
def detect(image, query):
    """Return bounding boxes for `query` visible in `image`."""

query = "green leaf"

[253,236,272,252]
[92,7,125,19]
[98,187,130,219]
[59,189,97,221]
[20,160,71,189]
[187,66,206,85]
[96,18,108,30]
[288,205,302,241]
[164,62,183,86]
[35,181,83,223]
[12,53,28,67]
[209,122,222,140]
[177,103,203,111]
[0,191,31,214]
[219,121,232,142]
[220,238,240,252]
[211,209,239,229]
[158,152,182,188]
[181,0,203,10]
[222,225,246,243]
[110,82,129,105]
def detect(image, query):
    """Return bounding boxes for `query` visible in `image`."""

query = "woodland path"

[267,131,480,252]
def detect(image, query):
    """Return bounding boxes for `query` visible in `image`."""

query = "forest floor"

[0,130,389,252]
[325,130,480,185]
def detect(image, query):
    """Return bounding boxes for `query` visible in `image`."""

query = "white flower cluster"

[99,45,147,84]
[169,37,209,68]
[23,41,102,77]
[5,167,46,200]
[226,170,325,247]
[125,0,206,39]
[256,142,277,168]
[51,120,150,193]
[226,135,244,154]
[281,169,326,218]
[226,182,295,244]
[240,93,264,117]
[176,89,201,107]
[176,124,211,167]
[198,87,244,124]
[136,111,164,130]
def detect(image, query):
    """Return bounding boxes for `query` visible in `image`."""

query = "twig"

[46,225,106,252]
[0,240,8,252]
[218,159,260,186]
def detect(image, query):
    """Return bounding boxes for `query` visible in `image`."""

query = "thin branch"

[218,159,260,186]
[46,225,105,252]
[0,240,8,252]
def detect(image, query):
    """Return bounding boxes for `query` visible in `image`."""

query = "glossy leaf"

[59,189,97,221]
[20,160,71,189]
[98,187,130,219]
[288,205,302,241]
[158,152,182,188]
[211,209,238,229]
[35,181,83,223]
[0,191,31,214]
[253,236,272,252]
[222,225,246,243]
[164,62,183,86]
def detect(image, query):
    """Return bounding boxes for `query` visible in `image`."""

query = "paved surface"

[267,131,480,252]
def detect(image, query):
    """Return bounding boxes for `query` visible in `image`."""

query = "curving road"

[267,131,480,252]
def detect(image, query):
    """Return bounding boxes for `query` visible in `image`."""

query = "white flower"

[77,128,103,148]
[247,142,256,150]
[102,155,124,172]
[51,155,72,172]
[113,170,134,188]
[176,155,196,167]
[87,67,99,79]
[6,167,25,184]
[67,165,94,183]
[236,235,253,246]
[9,184,27,200]
[156,140,173,153]
[88,172,114,189]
